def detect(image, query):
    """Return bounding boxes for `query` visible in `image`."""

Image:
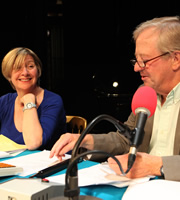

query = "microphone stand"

[60,114,133,200]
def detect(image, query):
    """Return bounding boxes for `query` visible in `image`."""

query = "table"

[0,150,128,200]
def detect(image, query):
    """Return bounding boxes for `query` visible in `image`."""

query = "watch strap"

[160,166,164,177]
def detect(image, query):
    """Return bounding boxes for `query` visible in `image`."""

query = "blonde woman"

[0,47,66,150]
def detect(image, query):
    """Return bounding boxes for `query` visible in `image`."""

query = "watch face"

[27,103,32,108]
[23,103,36,112]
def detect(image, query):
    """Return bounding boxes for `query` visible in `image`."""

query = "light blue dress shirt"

[149,82,180,156]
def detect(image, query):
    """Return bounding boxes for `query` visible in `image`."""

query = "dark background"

[0,0,179,132]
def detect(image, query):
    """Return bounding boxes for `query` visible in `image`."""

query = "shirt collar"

[157,82,180,107]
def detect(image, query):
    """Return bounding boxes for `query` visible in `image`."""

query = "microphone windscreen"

[131,86,157,118]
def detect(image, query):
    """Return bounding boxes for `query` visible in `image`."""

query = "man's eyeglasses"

[130,52,170,68]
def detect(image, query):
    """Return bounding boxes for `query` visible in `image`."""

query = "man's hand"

[50,133,81,161]
[50,133,95,161]
[108,152,163,178]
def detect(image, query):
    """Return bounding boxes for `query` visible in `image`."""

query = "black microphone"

[127,86,157,172]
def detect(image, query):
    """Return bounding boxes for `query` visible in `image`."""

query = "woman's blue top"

[0,89,67,150]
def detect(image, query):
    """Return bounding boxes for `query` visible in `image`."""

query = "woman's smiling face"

[11,55,39,92]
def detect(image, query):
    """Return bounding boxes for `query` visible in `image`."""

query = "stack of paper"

[0,163,23,177]
[47,162,151,188]
[1,150,70,177]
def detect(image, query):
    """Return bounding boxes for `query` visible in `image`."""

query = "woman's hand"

[20,93,36,106]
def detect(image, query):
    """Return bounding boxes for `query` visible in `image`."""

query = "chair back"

[66,116,87,133]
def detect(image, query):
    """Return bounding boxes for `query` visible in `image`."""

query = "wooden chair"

[66,116,87,133]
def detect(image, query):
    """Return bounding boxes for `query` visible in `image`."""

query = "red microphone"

[131,86,157,118]
[127,86,157,172]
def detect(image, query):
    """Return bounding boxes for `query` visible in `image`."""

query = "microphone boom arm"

[71,114,132,159]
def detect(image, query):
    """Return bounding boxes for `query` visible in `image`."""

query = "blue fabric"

[0,89,67,149]
[80,185,127,200]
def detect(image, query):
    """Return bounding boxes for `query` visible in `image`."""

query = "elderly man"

[50,16,180,181]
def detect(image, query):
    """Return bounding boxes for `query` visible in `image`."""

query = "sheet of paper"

[0,151,12,159]
[0,149,27,159]
[122,179,180,200]
[0,150,71,177]
[47,162,151,188]
[0,135,27,152]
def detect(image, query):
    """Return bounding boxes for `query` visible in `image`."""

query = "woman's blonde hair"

[133,16,180,53]
[2,47,42,89]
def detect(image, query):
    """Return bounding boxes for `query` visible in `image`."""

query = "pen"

[29,158,70,178]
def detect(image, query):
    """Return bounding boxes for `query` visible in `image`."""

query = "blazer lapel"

[173,109,180,155]
[138,115,154,153]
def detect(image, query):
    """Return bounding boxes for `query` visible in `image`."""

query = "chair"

[66,116,87,133]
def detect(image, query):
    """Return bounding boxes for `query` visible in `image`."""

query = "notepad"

[0,135,27,152]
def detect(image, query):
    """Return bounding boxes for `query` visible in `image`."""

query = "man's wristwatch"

[23,102,37,112]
